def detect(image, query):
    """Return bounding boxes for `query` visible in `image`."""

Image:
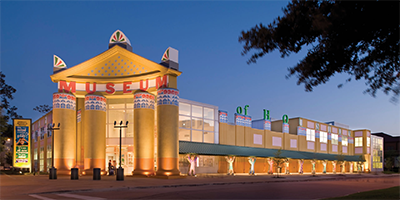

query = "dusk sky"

[1,1,399,136]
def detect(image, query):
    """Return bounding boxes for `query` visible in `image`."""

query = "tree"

[335,154,345,174]
[239,1,399,102]
[0,71,21,161]
[357,155,366,174]
[33,105,52,114]
[0,72,21,121]
[273,149,287,178]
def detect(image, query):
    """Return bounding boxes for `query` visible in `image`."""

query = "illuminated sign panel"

[13,119,32,169]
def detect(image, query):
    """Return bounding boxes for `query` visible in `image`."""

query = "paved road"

[2,175,399,199]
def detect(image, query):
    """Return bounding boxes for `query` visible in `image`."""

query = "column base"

[156,168,181,177]
[132,169,155,177]
[83,168,106,176]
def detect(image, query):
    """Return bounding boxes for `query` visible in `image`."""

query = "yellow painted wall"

[271,120,283,133]
[244,128,264,148]
[284,133,299,151]
[288,118,299,134]
[235,125,244,146]
[264,130,284,149]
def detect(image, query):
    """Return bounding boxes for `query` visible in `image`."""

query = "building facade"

[30,30,383,176]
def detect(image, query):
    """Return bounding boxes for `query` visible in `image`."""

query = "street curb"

[29,174,399,195]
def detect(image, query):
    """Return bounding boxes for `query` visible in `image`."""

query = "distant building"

[372,132,400,170]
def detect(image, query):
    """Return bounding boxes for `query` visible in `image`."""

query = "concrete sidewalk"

[1,172,398,198]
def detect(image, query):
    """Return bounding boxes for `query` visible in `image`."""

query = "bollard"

[116,167,124,181]
[93,168,101,180]
[49,167,57,179]
[71,168,79,180]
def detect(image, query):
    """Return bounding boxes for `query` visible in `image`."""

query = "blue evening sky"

[1,1,399,136]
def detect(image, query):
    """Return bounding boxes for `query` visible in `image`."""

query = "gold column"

[132,92,155,176]
[156,88,180,176]
[52,93,77,174]
[76,98,84,170]
[83,95,106,175]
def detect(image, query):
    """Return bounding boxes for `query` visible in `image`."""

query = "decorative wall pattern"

[264,120,271,130]
[234,114,251,127]
[282,123,289,133]
[219,110,228,123]
[315,130,320,138]
[338,135,342,142]
[109,30,130,44]
[85,95,106,112]
[297,126,306,136]
[134,92,155,109]
[157,88,179,106]
[349,137,354,144]
[328,132,332,140]
[53,93,76,110]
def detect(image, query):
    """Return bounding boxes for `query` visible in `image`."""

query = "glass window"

[320,131,327,143]
[342,136,348,146]
[192,105,203,118]
[179,103,191,116]
[108,110,125,124]
[204,108,214,120]
[34,149,38,160]
[47,145,52,158]
[203,119,214,131]
[306,129,315,142]
[192,130,203,142]
[355,137,363,147]
[192,117,203,130]
[179,129,190,141]
[109,125,125,137]
[109,104,125,109]
[179,116,191,129]
[126,109,134,137]
[204,131,214,143]
[367,137,370,147]
[332,134,338,145]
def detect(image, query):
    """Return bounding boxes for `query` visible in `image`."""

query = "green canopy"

[179,141,360,161]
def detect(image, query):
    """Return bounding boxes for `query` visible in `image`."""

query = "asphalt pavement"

[1,172,399,199]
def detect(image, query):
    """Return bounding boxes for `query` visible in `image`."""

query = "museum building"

[30,30,384,176]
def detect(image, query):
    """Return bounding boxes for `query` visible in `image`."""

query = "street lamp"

[48,123,60,180]
[114,121,128,181]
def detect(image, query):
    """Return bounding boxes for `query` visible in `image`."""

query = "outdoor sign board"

[13,118,32,170]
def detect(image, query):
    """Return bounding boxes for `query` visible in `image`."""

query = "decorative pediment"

[109,30,131,45]
[50,45,181,83]
[54,55,67,68]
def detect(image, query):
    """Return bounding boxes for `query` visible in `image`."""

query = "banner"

[13,119,31,169]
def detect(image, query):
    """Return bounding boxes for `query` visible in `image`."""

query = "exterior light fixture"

[114,120,128,181]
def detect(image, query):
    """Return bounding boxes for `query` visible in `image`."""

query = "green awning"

[179,141,361,161]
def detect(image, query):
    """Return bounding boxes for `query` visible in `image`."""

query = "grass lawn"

[326,186,400,199]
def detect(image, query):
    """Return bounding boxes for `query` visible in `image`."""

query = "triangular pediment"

[50,45,181,83]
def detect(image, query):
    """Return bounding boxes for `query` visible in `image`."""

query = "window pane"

[108,125,125,137]
[109,104,125,109]
[192,130,203,142]
[108,110,125,123]
[179,116,191,129]
[204,120,214,131]
[179,129,190,141]
[204,108,214,120]
[192,105,203,118]
[179,103,191,116]
[126,109,134,137]
[204,131,214,143]
[320,131,327,143]
[192,118,203,130]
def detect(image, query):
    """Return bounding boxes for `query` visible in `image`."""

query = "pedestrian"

[108,160,113,175]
